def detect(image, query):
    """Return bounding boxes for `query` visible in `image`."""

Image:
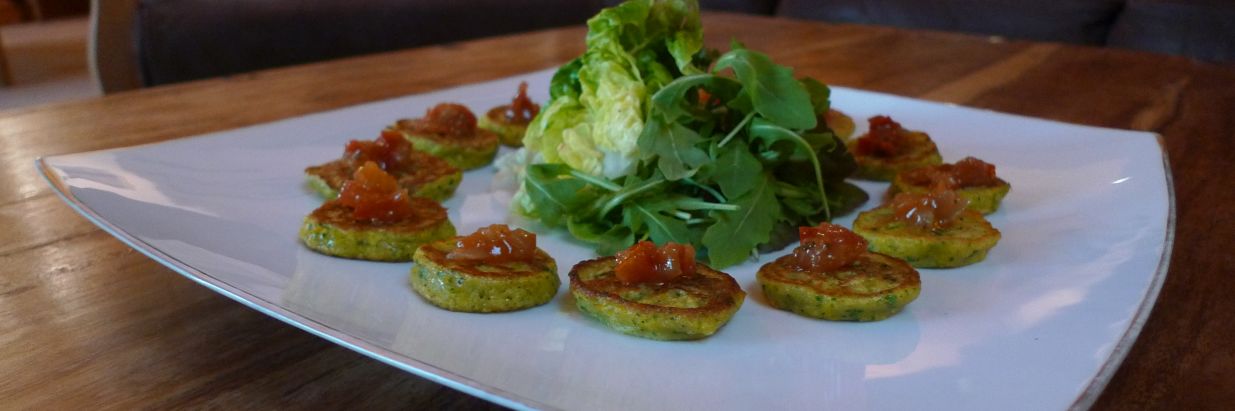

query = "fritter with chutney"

[410,224,559,313]
[757,223,920,322]
[846,115,943,181]
[853,190,1000,268]
[478,81,540,147]
[892,156,1010,214]
[569,241,745,340]
[300,161,455,262]
[305,130,462,201]
[390,103,499,170]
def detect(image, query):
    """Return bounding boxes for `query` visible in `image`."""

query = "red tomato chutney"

[793,223,868,272]
[405,103,478,136]
[890,190,970,230]
[614,241,697,284]
[489,81,540,124]
[854,115,908,157]
[344,130,413,171]
[336,161,416,223]
[446,224,538,263]
[696,88,722,108]
[902,156,1000,190]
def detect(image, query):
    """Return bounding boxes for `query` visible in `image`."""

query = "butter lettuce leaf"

[525,0,702,180]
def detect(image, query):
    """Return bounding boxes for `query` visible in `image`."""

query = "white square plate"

[40,69,1172,410]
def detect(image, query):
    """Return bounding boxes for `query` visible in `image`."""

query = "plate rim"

[1068,133,1175,411]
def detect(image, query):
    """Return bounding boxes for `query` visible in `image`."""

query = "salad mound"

[506,0,866,268]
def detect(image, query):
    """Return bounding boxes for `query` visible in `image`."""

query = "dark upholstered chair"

[776,0,1125,45]
[90,0,1234,94]
[1107,0,1235,63]
[90,0,610,93]
[774,0,1235,64]
[89,0,786,94]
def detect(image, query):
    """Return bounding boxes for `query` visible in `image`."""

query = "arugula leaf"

[816,133,858,180]
[650,74,740,122]
[825,181,870,217]
[757,221,800,253]
[524,164,599,226]
[780,192,820,218]
[727,88,754,113]
[713,48,817,130]
[626,200,692,245]
[567,219,634,255]
[639,116,710,180]
[599,171,666,216]
[800,77,831,115]
[711,140,762,199]
[702,173,782,268]
[749,118,830,217]
[799,131,837,152]
[691,47,720,71]
[650,74,712,122]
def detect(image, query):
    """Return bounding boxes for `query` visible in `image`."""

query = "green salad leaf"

[639,116,710,180]
[523,164,599,226]
[702,174,783,268]
[509,0,866,267]
[626,199,693,245]
[714,48,817,130]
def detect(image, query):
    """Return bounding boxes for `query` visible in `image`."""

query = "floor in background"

[0,16,98,111]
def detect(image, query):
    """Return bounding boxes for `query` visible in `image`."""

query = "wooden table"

[3,13,1233,410]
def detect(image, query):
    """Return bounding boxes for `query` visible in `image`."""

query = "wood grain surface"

[3,13,1233,410]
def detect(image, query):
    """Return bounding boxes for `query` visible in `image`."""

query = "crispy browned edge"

[304,151,460,192]
[484,106,533,127]
[392,119,500,150]
[307,197,448,232]
[848,130,941,170]
[758,252,921,297]
[567,256,745,316]
[895,171,1010,192]
[416,239,556,279]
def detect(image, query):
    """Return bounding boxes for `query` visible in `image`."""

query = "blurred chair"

[776,0,1126,45]
[88,0,1235,94]
[89,0,610,93]
[88,0,138,92]
[1107,0,1235,63]
[774,0,1235,64]
[0,30,11,86]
